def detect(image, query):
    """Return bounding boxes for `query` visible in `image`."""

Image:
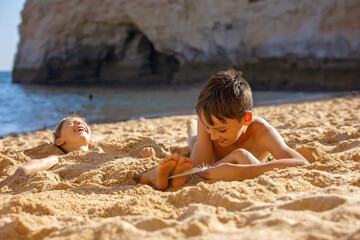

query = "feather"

[169,162,211,179]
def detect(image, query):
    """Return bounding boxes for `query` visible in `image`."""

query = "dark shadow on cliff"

[14,27,180,86]
[96,28,180,85]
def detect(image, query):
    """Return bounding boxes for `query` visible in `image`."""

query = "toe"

[173,153,180,161]
[178,157,186,166]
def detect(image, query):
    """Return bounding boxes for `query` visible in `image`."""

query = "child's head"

[196,69,253,125]
[53,114,92,153]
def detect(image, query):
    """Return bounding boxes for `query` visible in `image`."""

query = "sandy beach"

[1,96,360,240]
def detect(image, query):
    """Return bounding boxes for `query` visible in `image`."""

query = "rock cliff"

[13,0,360,90]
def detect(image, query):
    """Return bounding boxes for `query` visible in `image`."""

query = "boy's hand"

[140,147,155,158]
[204,163,244,183]
[0,167,27,188]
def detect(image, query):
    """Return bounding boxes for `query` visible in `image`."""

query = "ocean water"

[0,71,348,137]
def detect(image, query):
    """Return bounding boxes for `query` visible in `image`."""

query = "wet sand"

[1,96,360,239]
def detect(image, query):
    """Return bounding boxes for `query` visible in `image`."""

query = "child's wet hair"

[53,114,86,143]
[196,69,253,125]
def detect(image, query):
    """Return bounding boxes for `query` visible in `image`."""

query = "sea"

[0,71,349,137]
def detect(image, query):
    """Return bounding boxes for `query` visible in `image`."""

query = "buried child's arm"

[0,155,59,188]
[204,120,309,183]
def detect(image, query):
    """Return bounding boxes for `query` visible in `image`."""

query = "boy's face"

[56,117,91,147]
[200,112,248,147]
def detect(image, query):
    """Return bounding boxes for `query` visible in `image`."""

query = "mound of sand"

[1,96,360,239]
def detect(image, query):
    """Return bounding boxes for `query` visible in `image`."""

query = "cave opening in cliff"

[97,28,180,85]
[43,28,180,85]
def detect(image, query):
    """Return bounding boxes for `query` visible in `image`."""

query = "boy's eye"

[219,129,227,133]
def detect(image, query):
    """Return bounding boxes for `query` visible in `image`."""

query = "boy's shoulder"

[250,115,269,126]
[248,116,273,136]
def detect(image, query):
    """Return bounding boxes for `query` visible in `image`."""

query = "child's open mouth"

[75,126,87,132]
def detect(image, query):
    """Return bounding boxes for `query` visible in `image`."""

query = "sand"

[1,96,360,240]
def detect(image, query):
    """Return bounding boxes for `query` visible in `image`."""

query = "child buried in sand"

[0,114,156,188]
[140,69,309,188]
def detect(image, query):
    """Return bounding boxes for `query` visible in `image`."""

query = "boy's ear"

[243,112,253,126]
[55,138,65,146]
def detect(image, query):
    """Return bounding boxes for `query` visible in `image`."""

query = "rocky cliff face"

[13,0,360,90]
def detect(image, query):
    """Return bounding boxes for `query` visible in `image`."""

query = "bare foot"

[187,119,197,151]
[186,119,197,139]
[171,157,193,187]
[139,154,179,190]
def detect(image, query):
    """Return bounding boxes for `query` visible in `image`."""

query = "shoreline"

[0,91,353,138]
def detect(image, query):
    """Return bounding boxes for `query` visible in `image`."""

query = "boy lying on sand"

[192,69,309,183]
[140,69,309,188]
[0,114,155,188]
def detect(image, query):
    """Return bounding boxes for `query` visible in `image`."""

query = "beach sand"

[1,96,360,239]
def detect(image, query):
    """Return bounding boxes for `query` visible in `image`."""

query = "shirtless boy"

[189,69,309,183]
[139,69,309,189]
[0,114,155,188]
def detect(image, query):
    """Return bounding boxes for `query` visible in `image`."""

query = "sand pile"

[1,96,360,239]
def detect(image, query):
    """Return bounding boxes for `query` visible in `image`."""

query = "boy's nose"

[210,131,219,141]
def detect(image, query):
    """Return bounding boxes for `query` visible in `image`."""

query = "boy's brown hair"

[53,114,86,143]
[196,69,253,125]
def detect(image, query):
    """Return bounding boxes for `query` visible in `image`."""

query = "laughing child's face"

[200,112,251,147]
[55,117,92,150]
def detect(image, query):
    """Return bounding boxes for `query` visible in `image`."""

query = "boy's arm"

[204,120,308,183]
[204,159,306,183]
[192,118,214,167]
[257,120,308,165]
[0,155,59,188]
